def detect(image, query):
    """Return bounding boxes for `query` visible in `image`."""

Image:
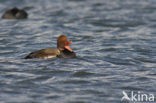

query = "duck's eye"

[65,41,72,46]
[65,42,69,46]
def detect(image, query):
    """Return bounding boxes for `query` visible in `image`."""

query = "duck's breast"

[58,49,76,58]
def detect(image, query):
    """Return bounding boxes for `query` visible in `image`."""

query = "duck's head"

[57,35,73,52]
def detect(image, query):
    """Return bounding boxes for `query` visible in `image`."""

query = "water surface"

[0,0,156,103]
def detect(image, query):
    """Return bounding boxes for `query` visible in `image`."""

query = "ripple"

[72,71,95,77]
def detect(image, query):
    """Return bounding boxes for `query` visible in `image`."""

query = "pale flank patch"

[44,55,56,59]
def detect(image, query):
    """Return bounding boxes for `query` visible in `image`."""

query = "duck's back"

[25,48,60,59]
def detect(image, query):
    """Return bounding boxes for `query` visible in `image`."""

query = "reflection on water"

[0,0,156,103]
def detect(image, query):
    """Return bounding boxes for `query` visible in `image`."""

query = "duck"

[25,35,76,59]
[2,7,28,19]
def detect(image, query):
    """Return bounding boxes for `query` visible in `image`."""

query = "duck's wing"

[25,48,60,59]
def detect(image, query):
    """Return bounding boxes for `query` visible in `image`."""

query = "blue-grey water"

[0,0,156,103]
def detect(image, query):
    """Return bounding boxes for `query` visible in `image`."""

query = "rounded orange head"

[57,35,72,52]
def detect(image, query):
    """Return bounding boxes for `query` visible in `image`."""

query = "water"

[0,0,156,103]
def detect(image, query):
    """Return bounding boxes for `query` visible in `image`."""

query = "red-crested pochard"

[25,35,76,59]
